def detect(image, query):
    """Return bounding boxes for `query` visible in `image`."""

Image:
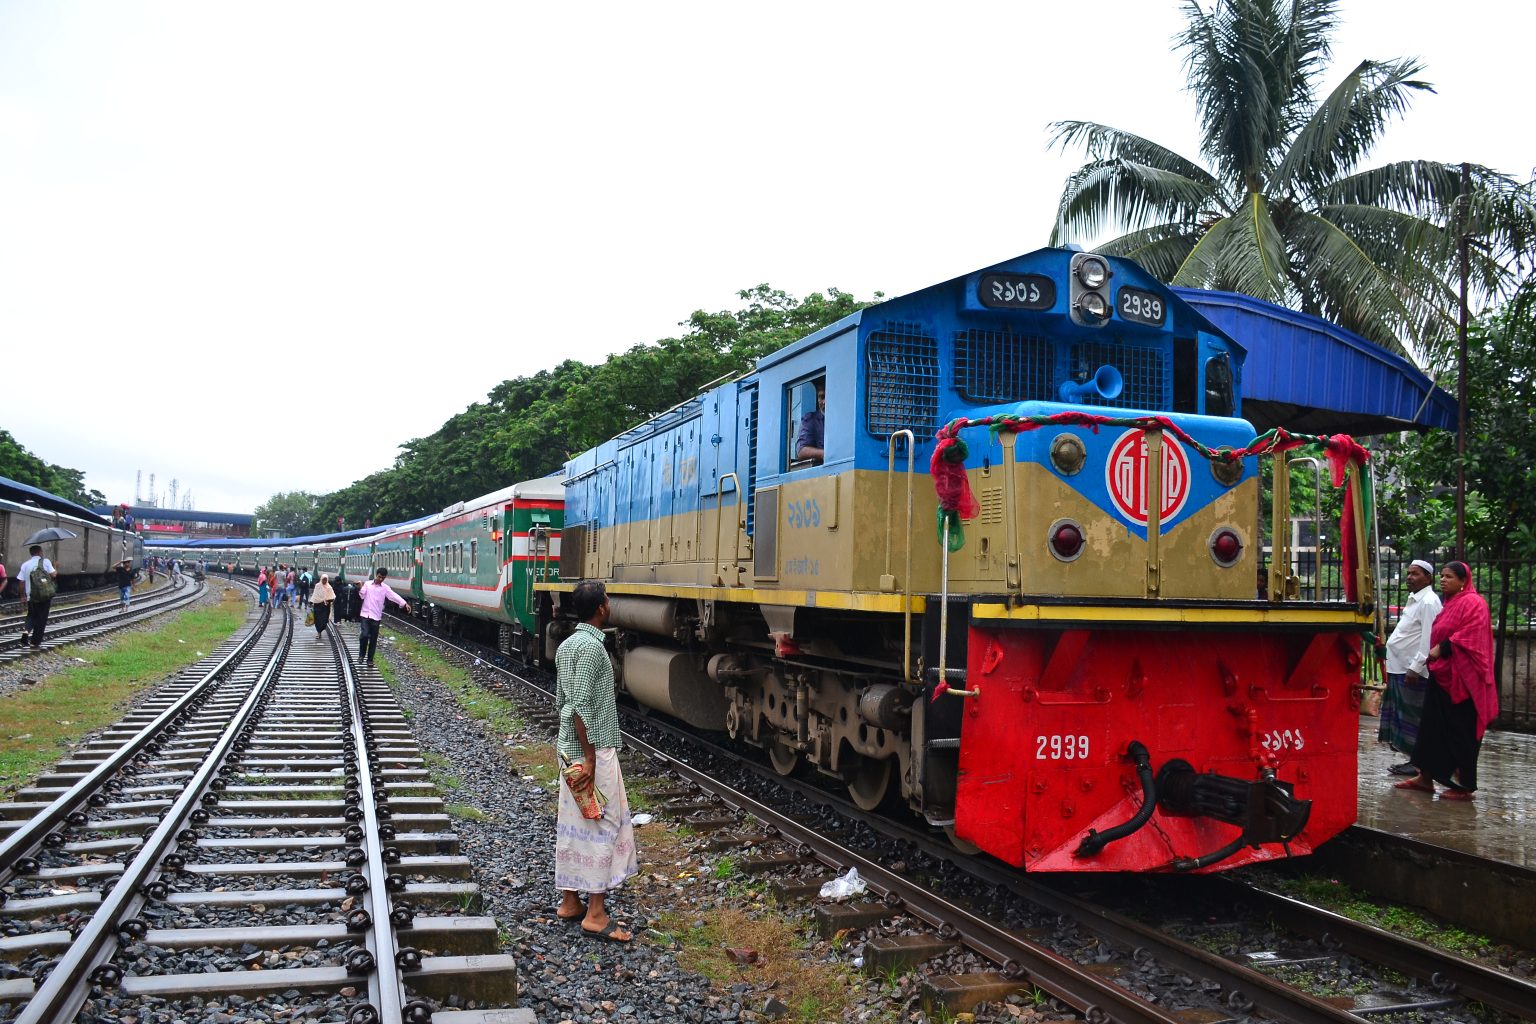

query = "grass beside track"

[0,587,249,794]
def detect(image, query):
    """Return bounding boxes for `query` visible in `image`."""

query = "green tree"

[1374,279,1536,687]
[1049,0,1534,359]
[0,430,107,508]
[308,285,872,530]
[254,491,319,537]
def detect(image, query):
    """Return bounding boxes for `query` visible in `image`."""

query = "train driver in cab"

[795,381,826,465]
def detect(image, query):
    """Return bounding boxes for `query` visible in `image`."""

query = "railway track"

[0,576,203,664]
[383,611,1536,1024]
[0,596,528,1023]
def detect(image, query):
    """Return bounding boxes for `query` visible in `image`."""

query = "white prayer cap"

[1410,559,1435,574]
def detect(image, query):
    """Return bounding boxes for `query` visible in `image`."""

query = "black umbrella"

[23,527,78,546]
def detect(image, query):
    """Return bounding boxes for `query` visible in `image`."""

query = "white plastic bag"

[819,866,867,900]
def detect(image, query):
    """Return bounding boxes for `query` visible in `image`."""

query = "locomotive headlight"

[1048,518,1085,562]
[1075,255,1109,288]
[1210,528,1244,567]
[1069,251,1113,327]
[1078,292,1109,320]
[1049,433,1087,476]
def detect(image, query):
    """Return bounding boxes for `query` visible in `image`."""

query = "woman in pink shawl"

[1396,561,1498,800]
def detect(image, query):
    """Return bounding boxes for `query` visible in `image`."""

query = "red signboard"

[142,523,186,533]
[1105,429,1191,527]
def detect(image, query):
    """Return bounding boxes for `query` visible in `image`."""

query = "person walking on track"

[310,574,337,639]
[356,567,408,667]
[17,545,58,648]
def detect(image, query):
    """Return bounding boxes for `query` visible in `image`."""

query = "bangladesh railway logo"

[1105,429,1191,528]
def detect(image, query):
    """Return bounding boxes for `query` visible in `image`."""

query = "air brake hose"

[1073,740,1154,858]
[1170,834,1247,872]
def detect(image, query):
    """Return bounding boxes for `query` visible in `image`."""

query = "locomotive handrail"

[1287,457,1325,602]
[1269,453,1299,602]
[713,472,743,586]
[883,430,916,681]
[1145,428,1164,598]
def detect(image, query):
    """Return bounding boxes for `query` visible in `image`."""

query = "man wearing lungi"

[554,580,638,941]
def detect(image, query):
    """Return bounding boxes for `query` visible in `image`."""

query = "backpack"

[30,561,57,602]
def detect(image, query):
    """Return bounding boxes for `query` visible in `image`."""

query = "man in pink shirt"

[357,567,409,667]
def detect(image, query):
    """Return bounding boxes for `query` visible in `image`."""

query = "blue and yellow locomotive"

[547,246,1373,873]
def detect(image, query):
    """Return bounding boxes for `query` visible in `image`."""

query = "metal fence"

[1274,548,1536,731]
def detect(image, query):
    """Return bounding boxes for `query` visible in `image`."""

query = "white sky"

[2,1,1531,515]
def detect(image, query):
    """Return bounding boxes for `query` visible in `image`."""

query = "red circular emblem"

[1104,430,1191,527]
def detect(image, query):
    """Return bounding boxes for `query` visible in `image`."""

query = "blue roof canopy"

[1176,289,1455,435]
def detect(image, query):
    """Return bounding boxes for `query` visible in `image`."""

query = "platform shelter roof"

[91,505,253,526]
[1175,289,1456,437]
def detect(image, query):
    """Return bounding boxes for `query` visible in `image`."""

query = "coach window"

[785,374,826,471]
[470,540,477,573]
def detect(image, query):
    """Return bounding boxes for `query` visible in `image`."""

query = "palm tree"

[1049,0,1534,362]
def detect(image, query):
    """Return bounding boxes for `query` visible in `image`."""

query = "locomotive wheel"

[845,755,891,812]
[767,738,799,776]
[943,824,981,856]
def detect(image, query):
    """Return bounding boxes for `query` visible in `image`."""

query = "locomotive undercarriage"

[582,594,925,816]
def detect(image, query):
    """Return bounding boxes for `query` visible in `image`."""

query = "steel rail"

[1226,879,1536,1020]
[384,613,1535,1024]
[14,606,294,1024]
[334,628,407,1024]
[0,577,206,659]
[0,592,273,879]
[615,728,1186,1024]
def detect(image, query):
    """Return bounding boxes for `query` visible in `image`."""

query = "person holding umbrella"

[18,543,59,648]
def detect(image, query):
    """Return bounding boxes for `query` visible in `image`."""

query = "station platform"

[1356,716,1536,869]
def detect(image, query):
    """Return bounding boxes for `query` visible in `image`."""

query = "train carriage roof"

[1,476,111,524]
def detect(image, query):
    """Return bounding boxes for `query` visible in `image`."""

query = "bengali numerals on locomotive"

[1117,286,1166,326]
[978,273,1056,311]
[1259,728,1305,752]
[786,498,821,529]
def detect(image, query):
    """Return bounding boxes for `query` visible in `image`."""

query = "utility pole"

[1455,161,1470,561]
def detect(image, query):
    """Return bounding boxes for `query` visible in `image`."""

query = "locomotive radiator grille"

[866,321,939,438]
[954,328,1053,403]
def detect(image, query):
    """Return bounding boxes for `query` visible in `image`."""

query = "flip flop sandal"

[1392,778,1434,792]
[582,919,633,943]
[1439,789,1475,801]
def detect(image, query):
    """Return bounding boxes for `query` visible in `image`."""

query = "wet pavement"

[1357,715,1536,868]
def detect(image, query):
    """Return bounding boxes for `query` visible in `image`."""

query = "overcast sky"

[2,1,1531,516]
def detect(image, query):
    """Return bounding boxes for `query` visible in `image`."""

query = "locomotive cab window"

[786,375,826,470]
[1205,353,1235,417]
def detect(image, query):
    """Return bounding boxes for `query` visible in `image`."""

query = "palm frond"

[1315,160,1465,214]
[1276,58,1435,196]
[1171,214,1235,287]
[1177,0,1338,181]
[1287,211,1430,356]
[1095,223,1203,282]
[1050,159,1220,244]
[1047,121,1217,184]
